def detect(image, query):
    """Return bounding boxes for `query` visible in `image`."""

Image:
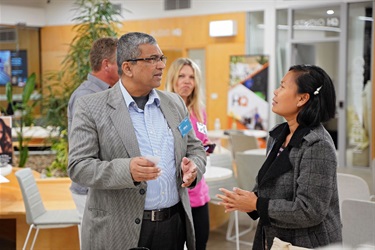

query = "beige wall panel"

[119,12,246,49]
[39,12,246,127]
[206,43,245,130]
[18,28,41,86]
[160,49,183,90]
[41,25,75,72]
[41,25,75,51]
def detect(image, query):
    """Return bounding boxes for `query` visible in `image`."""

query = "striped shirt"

[119,82,179,210]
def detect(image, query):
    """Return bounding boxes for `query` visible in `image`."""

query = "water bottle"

[214,118,221,131]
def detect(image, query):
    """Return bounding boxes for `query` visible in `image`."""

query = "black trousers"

[192,203,210,250]
[138,206,186,250]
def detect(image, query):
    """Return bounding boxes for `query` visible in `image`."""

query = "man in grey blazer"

[68,37,119,220]
[68,32,206,250]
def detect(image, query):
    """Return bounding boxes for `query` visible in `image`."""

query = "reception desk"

[0,168,79,250]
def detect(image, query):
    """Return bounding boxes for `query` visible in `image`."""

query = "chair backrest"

[209,153,233,170]
[341,199,375,248]
[235,152,266,191]
[207,153,238,204]
[337,173,371,205]
[15,168,46,225]
[229,134,259,159]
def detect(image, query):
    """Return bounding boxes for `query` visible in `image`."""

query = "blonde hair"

[165,58,204,122]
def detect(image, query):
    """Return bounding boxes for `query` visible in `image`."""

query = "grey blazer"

[68,83,206,250]
[68,73,111,195]
[249,123,342,249]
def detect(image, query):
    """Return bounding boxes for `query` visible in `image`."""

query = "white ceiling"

[0,0,47,7]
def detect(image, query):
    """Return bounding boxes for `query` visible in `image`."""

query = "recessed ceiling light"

[327,10,334,15]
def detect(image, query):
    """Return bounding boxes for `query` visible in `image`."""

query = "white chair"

[15,168,81,250]
[229,151,266,248]
[341,199,375,248]
[207,153,244,250]
[229,134,259,160]
[337,173,375,215]
[209,152,234,170]
[235,151,266,191]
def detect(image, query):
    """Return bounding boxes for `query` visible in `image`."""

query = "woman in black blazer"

[217,65,342,249]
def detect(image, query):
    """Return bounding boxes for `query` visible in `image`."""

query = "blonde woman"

[166,58,211,250]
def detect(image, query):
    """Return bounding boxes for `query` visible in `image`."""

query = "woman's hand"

[216,187,258,213]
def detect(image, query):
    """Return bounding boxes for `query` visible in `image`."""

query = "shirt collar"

[87,73,111,91]
[269,122,312,148]
[119,80,161,108]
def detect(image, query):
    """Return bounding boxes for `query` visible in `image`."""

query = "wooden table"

[0,167,79,250]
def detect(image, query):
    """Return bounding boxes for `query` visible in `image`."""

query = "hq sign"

[294,17,340,28]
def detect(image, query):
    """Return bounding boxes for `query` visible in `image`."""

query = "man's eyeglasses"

[126,55,167,65]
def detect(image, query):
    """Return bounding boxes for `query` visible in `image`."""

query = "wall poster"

[0,116,13,166]
[228,55,269,131]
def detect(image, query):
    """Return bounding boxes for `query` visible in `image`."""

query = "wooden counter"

[1,167,230,248]
[12,126,59,148]
[0,168,79,250]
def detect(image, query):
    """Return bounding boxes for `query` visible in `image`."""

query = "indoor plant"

[6,73,38,168]
[41,0,121,176]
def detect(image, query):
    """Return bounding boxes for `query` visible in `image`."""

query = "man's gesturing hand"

[181,157,197,187]
[130,157,161,182]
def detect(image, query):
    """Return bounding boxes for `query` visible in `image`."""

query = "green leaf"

[22,73,36,104]
[5,82,13,103]
[5,82,15,115]
[19,147,29,168]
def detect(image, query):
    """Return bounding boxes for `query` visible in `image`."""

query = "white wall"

[0,5,45,26]
[0,0,368,27]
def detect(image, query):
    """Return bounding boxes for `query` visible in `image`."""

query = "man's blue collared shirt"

[119,82,179,210]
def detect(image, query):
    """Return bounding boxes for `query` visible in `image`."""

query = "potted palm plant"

[41,0,121,176]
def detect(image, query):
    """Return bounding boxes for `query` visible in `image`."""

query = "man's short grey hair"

[117,32,157,75]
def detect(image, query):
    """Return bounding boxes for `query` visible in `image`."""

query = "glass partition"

[346,1,373,167]
[247,11,264,55]
[292,6,341,40]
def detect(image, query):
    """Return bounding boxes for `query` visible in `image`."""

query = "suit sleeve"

[68,96,136,190]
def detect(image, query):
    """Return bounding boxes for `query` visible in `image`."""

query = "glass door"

[345,1,373,167]
[289,4,341,146]
[291,41,340,149]
[286,2,373,168]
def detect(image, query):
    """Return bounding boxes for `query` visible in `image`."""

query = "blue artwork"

[0,50,11,85]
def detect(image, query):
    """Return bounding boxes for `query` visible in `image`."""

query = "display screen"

[0,50,28,86]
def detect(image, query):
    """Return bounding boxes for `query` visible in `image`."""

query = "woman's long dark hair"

[0,118,12,153]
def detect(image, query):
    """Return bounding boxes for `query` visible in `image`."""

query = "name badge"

[197,122,207,135]
[178,117,192,137]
